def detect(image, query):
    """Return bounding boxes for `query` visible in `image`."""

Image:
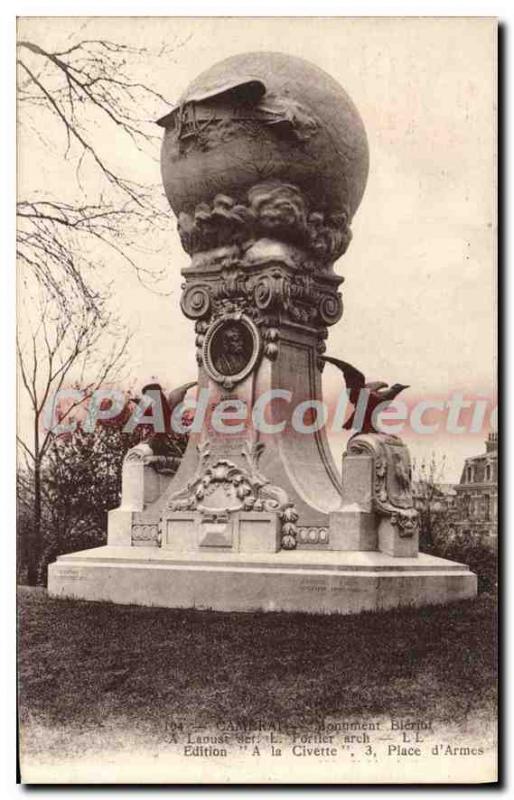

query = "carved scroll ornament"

[165,441,298,549]
[347,433,419,538]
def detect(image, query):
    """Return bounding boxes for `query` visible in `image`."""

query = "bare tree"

[17,287,130,584]
[16,29,197,582]
[412,453,453,549]
[16,35,182,314]
[15,29,193,583]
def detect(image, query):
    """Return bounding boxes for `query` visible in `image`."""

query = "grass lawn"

[18,588,497,761]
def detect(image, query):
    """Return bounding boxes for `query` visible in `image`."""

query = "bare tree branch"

[17,35,178,314]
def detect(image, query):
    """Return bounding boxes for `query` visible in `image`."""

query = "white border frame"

[3,5,508,797]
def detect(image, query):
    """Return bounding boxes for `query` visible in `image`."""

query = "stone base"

[48,546,477,616]
[378,516,419,557]
[329,505,377,550]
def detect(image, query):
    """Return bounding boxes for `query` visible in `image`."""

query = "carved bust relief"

[203,315,261,387]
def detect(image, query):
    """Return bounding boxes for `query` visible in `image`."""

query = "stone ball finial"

[158,52,369,260]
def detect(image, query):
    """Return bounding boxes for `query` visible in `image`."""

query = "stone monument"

[48,52,476,613]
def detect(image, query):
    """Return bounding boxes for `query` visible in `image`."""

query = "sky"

[17,16,497,482]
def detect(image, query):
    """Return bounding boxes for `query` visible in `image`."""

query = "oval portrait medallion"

[203,316,261,387]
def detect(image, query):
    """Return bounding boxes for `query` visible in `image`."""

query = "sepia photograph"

[14,14,497,784]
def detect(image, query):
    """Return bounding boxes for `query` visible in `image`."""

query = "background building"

[453,432,498,544]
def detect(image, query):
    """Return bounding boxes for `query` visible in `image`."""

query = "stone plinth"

[329,506,377,550]
[48,546,477,615]
[329,434,421,556]
[162,510,281,553]
[378,517,419,558]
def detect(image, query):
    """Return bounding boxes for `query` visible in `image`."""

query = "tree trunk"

[26,457,42,586]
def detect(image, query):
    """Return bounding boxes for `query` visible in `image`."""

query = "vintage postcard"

[16,16,497,784]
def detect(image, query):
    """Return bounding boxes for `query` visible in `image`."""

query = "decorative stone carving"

[202,314,262,390]
[347,434,419,537]
[124,444,182,475]
[167,82,320,150]
[180,284,211,319]
[131,523,160,546]
[159,52,369,250]
[124,443,154,463]
[177,183,352,263]
[165,441,299,549]
[389,511,419,539]
[153,52,369,542]
[181,243,343,374]
[297,526,329,545]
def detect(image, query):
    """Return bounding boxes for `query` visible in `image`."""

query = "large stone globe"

[158,52,369,258]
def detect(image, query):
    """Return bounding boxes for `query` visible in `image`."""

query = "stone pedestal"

[106,509,134,546]
[119,443,174,511]
[341,453,375,511]
[328,451,377,550]
[329,434,421,557]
